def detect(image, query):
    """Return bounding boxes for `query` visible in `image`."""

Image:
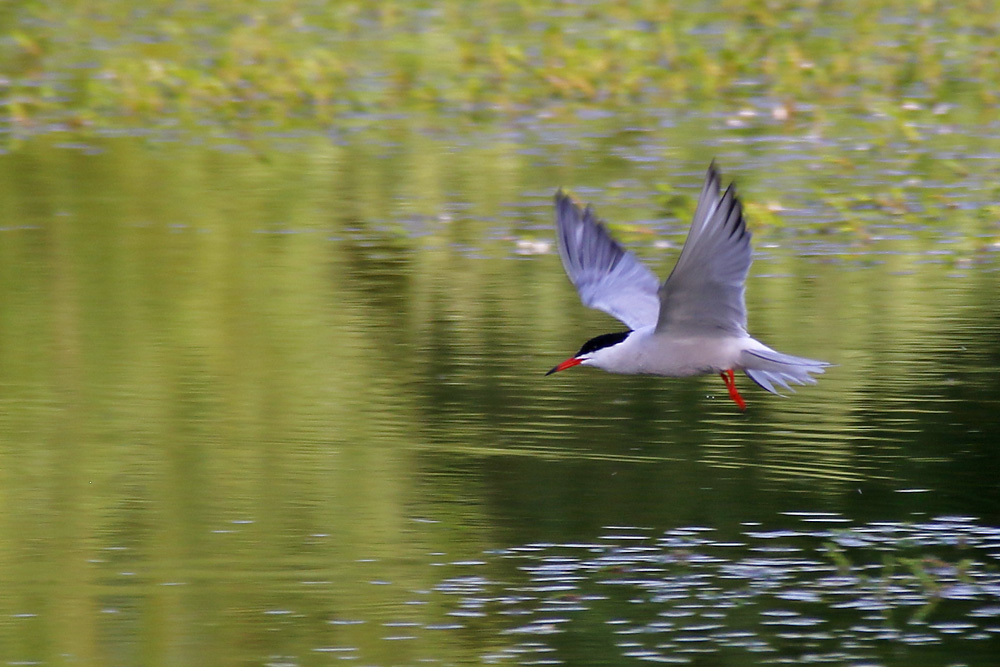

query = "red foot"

[720,369,747,411]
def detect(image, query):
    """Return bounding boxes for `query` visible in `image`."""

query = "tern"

[546,163,829,410]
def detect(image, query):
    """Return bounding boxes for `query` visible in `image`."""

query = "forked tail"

[741,348,830,396]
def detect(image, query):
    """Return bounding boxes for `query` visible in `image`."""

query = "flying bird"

[546,163,829,410]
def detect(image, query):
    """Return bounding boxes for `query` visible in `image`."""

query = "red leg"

[720,369,747,411]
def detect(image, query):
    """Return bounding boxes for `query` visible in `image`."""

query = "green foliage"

[3,0,1000,129]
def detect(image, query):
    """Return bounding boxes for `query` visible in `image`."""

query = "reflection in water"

[437,516,1000,665]
[0,134,998,664]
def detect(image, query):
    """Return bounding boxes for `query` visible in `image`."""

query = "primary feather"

[554,190,661,330]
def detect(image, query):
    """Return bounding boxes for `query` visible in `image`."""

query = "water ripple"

[440,516,1000,665]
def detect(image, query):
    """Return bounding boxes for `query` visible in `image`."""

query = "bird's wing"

[655,163,752,336]
[554,190,661,330]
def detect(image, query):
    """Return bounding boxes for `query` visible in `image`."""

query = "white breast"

[587,327,758,377]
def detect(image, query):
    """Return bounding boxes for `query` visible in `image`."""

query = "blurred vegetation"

[2,0,999,130]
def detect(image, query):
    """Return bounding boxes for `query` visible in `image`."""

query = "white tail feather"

[741,348,829,396]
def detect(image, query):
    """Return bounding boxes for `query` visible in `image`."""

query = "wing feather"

[554,190,661,330]
[655,164,752,335]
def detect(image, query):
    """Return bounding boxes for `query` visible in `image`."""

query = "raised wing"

[655,163,752,335]
[554,190,661,330]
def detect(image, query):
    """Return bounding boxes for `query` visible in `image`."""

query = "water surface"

[0,117,998,665]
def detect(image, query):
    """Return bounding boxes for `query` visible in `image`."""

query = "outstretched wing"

[554,190,661,330]
[655,163,752,336]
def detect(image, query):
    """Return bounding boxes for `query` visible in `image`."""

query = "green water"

[0,116,998,665]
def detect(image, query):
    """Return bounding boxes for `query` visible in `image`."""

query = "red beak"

[545,357,582,376]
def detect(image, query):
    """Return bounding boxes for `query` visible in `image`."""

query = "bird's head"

[545,330,632,375]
